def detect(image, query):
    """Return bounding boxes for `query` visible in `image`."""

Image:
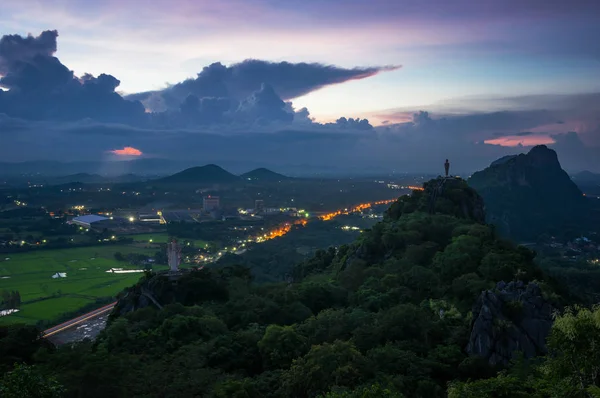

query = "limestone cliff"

[467,281,554,366]
[469,145,588,241]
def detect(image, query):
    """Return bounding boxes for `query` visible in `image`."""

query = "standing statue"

[444,159,450,177]
[167,239,181,272]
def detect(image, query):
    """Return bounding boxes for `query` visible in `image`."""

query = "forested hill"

[2,177,598,398]
[468,145,588,241]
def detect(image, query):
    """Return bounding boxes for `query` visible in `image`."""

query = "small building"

[139,213,161,223]
[203,196,220,212]
[69,215,109,229]
[255,199,265,213]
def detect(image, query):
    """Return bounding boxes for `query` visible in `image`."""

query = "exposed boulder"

[467,281,554,366]
[111,268,230,319]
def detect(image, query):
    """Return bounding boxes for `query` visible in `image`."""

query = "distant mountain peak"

[527,145,561,168]
[156,164,240,184]
[241,167,290,181]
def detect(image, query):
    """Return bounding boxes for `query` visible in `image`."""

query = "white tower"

[167,239,181,272]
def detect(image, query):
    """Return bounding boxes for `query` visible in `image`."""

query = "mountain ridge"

[241,167,290,181]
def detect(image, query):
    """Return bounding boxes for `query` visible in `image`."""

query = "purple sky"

[1,0,599,172]
[3,0,599,121]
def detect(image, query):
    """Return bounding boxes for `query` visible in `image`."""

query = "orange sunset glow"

[111,146,143,156]
[484,135,555,147]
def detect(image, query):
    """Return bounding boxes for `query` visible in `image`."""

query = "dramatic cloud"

[1,29,599,174]
[484,135,555,147]
[1,108,598,175]
[0,30,383,131]
[129,60,400,112]
[0,30,145,123]
[326,117,373,130]
[111,146,142,156]
[235,83,294,124]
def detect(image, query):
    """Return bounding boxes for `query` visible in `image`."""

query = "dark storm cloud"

[0,30,146,123]
[327,117,373,130]
[178,95,231,125]
[0,30,58,78]
[130,60,400,112]
[0,30,385,130]
[1,110,598,174]
[235,83,294,124]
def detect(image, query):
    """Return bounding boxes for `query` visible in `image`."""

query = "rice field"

[0,245,162,325]
[127,233,210,248]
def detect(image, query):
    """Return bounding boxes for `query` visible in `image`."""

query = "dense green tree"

[0,364,64,398]
[258,325,308,369]
[320,383,405,397]
[282,341,370,397]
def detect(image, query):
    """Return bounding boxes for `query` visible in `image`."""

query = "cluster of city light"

[254,219,308,243]
[14,200,27,206]
[406,185,425,191]
[319,199,397,221]
[72,205,85,210]
[341,225,361,231]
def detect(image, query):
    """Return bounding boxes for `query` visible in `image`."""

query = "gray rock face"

[467,281,554,366]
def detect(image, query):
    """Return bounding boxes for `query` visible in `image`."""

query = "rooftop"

[72,215,109,224]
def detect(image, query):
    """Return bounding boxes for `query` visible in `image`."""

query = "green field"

[127,233,210,248]
[0,245,161,325]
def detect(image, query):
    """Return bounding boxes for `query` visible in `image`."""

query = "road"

[43,302,116,339]
[40,197,401,343]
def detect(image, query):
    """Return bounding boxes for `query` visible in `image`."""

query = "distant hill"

[53,173,105,184]
[156,164,241,184]
[469,145,588,240]
[0,159,196,177]
[572,170,600,184]
[241,168,290,181]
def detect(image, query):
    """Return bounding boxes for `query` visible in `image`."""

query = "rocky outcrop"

[111,273,171,317]
[469,145,588,240]
[467,281,554,366]
[110,268,229,320]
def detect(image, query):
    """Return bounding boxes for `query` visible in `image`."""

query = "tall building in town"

[255,199,265,213]
[203,196,220,212]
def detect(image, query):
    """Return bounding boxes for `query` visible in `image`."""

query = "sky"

[1,0,600,174]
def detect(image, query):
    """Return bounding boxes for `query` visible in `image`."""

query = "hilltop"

[241,167,290,181]
[469,145,588,241]
[155,164,241,185]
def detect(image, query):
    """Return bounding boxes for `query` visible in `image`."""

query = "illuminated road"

[43,302,116,343]
[318,198,398,221]
[42,197,403,343]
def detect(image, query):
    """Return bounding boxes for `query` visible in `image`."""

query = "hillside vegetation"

[1,178,599,397]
